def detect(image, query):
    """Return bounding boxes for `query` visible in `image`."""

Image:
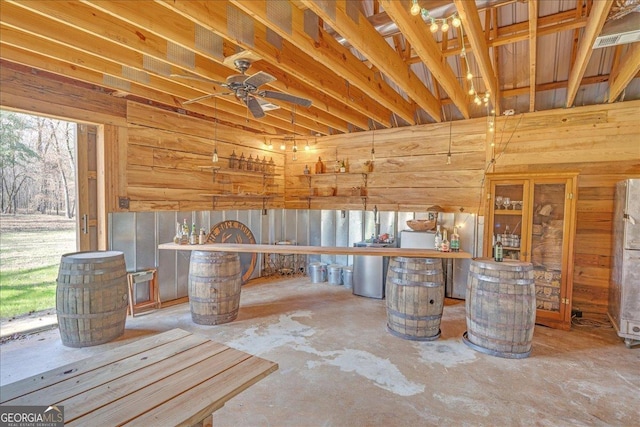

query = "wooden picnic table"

[0,328,278,426]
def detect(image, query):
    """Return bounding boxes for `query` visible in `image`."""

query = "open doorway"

[0,110,78,321]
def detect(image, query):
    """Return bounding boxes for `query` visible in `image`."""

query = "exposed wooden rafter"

[608,43,640,103]
[453,0,501,114]
[528,0,538,112]
[565,0,613,108]
[300,0,441,123]
[227,0,415,126]
[379,0,470,119]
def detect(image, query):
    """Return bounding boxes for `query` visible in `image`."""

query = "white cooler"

[400,230,436,249]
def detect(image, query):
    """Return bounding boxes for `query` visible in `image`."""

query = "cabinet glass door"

[530,182,568,317]
[490,182,526,261]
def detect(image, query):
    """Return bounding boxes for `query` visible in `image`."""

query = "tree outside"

[0,111,77,319]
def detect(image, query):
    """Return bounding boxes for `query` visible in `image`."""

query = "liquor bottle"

[340,159,346,173]
[228,150,237,169]
[303,165,310,175]
[451,227,460,252]
[434,225,442,251]
[315,157,324,174]
[189,223,197,245]
[247,154,254,171]
[182,218,189,235]
[494,235,504,262]
[441,229,450,252]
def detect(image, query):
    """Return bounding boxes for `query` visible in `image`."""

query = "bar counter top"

[158,242,472,259]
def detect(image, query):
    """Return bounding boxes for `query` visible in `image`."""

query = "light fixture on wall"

[212,98,219,163]
[266,137,273,150]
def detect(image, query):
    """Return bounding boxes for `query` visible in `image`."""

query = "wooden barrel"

[464,258,536,359]
[56,251,128,348]
[188,251,242,325]
[385,257,444,341]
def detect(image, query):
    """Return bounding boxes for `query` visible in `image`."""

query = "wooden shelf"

[494,209,523,216]
[201,166,276,177]
[200,193,277,198]
[295,171,368,178]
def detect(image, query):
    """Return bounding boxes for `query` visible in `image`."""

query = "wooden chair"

[126,268,161,317]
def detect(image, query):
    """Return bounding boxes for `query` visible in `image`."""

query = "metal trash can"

[342,266,353,289]
[308,262,327,283]
[328,264,343,285]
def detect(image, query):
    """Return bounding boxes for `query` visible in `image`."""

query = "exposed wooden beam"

[2,0,323,134]
[155,0,387,130]
[608,43,640,103]
[565,0,613,108]
[379,0,470,119]
[491,8,501,114]
[227,0,415,126]
[453,0,500,114]
[79,0,352,134]
[301,0,441,123]
[500,74,611,98]
[528,0,538,112]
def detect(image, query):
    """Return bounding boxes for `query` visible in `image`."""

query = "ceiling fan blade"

[241,95,266,118]
[243,71,276,89]
[260,90,313,108]
[171,73,227,87]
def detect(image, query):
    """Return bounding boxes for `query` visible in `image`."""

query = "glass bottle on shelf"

[304,165,310,175]
[494,235,503,262]
[247,154,254,171]
[434,225,442,251]
[239,153,246,170]
[228,150,237,169]
[451,227,460,252]
[340,159,346,173]
[315,157,324,174]
[441,229,450,252]
[269,157,275,174]
[262,156,268,172]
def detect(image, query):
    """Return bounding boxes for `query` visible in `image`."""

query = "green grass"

[0,216,76,319]
[0,264,59,318]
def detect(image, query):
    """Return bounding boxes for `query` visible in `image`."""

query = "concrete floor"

[1,276,639,426]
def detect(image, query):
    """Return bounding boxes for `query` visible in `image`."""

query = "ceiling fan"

[173,59,312,118]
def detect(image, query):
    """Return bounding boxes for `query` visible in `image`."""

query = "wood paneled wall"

[125,103,285,211]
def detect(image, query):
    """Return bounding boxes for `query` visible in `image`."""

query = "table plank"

[5,336,224,408]
[0,328,192,402]
[66,348,254,426]
[159,242,472,258]
[125,356,279,427]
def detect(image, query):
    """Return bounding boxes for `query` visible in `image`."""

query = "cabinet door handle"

[82,214,88,234]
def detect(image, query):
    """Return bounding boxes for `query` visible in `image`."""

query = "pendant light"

[370,121,376,161]
[447,120,452,165]
[212,98,219,163]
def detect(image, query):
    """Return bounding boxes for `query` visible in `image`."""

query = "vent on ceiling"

[593,12,640,48]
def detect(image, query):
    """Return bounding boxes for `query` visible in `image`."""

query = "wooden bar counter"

[158,242,472,259]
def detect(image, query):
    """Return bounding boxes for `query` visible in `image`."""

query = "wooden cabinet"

[483,172,578,330]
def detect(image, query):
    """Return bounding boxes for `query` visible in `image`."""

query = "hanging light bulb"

[447,152,452,164]
[468,85,475,96]
[292,140,298,161]
[268,141,273,150]
[370,125,376,161]
[430,19,439,33]
[212,98,219,163]
[280,141,286,150]
[452,15,461,28]
[305,141,310,151]
[440,20,449,32]
[410,0,421,16]
[466,71,473,81]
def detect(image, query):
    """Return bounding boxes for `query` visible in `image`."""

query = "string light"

[410,1,460,35]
